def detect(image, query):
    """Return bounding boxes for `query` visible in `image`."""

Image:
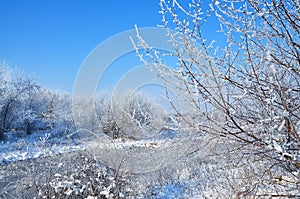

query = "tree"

[14,74,41,135]
[0,62,12,140]
[134,0,300,197]
[39,90,75,134]
[0,64,40,139]
[95,91,166,139]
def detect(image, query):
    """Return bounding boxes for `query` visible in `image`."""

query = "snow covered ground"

[0,130,84,165]
[0,126,187,162]
[0,128,186,165]
[0,129,207,198]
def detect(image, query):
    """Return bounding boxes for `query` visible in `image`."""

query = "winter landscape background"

[1,0,299,198]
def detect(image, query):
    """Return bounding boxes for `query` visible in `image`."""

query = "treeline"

[0,63,168,141]
[0,63,74,140]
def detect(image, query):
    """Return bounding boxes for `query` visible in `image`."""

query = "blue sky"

[0,0,162,92]
[0,0,222,94]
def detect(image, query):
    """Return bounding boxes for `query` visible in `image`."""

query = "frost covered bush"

[134,0,300,197]
[14,151,136,198]
[0,63,74,140]
[94,91,166,139]
[0,64,40,139]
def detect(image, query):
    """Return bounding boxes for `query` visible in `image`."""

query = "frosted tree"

[0,62,12,140]
[95,91,165,139]
[15,75,40,134]
[0,64,42,138]
[134,0,300,197]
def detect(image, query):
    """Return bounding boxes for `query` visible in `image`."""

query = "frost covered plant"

[39,133,50,146]
[16,151,135,198]
[0,63,58,139]
[96,91,166,139]
[134,0,300,197]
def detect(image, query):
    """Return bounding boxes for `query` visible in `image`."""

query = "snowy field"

[0,130,83,165]
[1,129,297,198]
[0,129,205,198]
[0,128,183,165]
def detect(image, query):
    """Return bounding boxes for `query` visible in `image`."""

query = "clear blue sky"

[0,0,162,92]
[0,0,221,93]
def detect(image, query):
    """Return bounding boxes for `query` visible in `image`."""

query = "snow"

[272,140,283,153]
[1,127,296,198]
[0,127,186,166]
[0,130,84,165]
[115,137,168,149]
